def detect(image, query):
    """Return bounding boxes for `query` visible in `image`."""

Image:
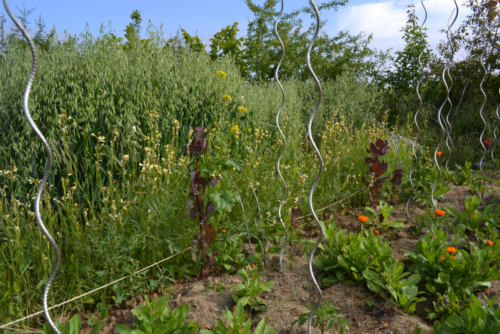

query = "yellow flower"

[222,94,231,102]
[216,70,227,79]
[238,106,248,114]
[231,125,240,134]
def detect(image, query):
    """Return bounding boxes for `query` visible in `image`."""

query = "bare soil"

[79,182,500,334]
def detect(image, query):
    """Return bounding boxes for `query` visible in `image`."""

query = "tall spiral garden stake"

[230,175,253,256]
[431,1,458,210]
[478,5,489,197]
[492,89,500,162]
[251,183,267,270]
[3,1,61,333]
[406,0,428,218]
[274,0,288,270]
[305,1,324,333]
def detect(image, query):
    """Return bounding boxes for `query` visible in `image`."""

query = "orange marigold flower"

[431,235,434,238]
[440,256,445,260]
[251,264,255,268]
[359,216,368,223]
[453,256,457,259]
[374,230,380,235]
[153,293,158,296]
[436,151,442,156]
[486,290,490,295]
[233,306,237,310]
[372,219,376,223]
[487,240,493,246]
[446,247,457,254]
[435,210,445,216]
[222,229,227,233]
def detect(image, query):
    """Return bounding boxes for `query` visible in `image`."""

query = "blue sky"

[2,0,471,59]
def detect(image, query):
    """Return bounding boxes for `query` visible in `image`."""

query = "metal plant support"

[478,6,489,196]
[230,175,253,256]
[2,0,61,333]
[431,1,458,210]
[305,1,324,333]
[251,184,267,270]
[274,0,288,270]
[406,0,428,218]
[493,89,500,162]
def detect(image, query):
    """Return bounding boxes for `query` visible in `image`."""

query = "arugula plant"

[314,222,393,285]
[114,294,198,334]
[200,301,276,334]
[362,139,402,208]
[231,267,275,312]
[445,195,500,233]
[291,300,352,334]
[363,261,426,314]
[434,294,500,334]
[405,227,500,302]
[42,314,103,334]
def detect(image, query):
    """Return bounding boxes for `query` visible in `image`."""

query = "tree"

[122,9,151,51]
[209,22,247,77]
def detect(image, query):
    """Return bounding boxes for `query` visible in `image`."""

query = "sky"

[1,0,472,60]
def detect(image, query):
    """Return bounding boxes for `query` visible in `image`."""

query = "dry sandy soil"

[78,182,500,334]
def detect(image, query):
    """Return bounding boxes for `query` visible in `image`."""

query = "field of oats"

[2,23,500,334]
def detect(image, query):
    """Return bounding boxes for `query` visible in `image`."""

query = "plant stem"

[195,155,205,279]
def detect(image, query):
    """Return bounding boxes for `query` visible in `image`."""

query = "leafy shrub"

[314,223,393,285]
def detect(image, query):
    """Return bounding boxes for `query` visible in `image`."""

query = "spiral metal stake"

[305,1,324,333]
[478,5,489,198]
[492,89,500,162]
[230,175,253,256]
[431,1,458,210]
[3,1,61,333]
[251,184,267,270]
[274,0,288,270]
[406,0,428,219]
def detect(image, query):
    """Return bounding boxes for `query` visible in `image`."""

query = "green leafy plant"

[231,267,275,312]
[210,233,248,273]
[314,222,393,285]
[209,281,225,292]
[291,300,352,334]
[364,201,405,233]
[445,195,500,233]
[433,294,500,334]
[425,289,463,321]
[411,166,450,208]
[41,314,103,334]
[114,294,198,334]
[87,301,109,327]
[200,301,276,334]
[363,261,426,313]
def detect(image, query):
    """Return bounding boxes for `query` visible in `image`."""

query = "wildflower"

[374,230,380,235]
[435,210,445,216]
[483,139,492,148]
[222,229,226,233]
[251,264,255,268]
[154,293,158,297]
[440,256,445,260]
[222,94,231,102]
[231,125,240,134]
[216,70,227,79]
[486,290,490,295]
[436,151,442,156]
[359,216,368,223]
[431,235,434,238]
[487,240,494,246]
[446,247,457,254]
[453,256,457,259]
[372,219,376,223]
[233,306,237,310]
[132,125,137,132]
[238,106,248,114]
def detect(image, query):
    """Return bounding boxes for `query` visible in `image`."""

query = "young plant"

[231,267,275,312]
[291,300,352,334]
[363,261,426,314]
[114,294,198,334]
[433,294,500,334]
[445,195,500,233]
[364,201,405,233]
[41,314,103,334]
[314,222,393,285]
[200,301,276,334]
[209,281,225,292]
[210,232,248,273]
[362,139,402,208]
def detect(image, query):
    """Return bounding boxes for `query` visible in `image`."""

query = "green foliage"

[114,295,198,334]
[445,195,500,233]
[363,261,426,314]
[434,294,500,334]
[364,201,405,232]
[41,314,103,334]
[200,301,276,334]
[209,22,247,78]
[209,234,248,272]
[314,223,393,285]
[231,267,274,312]
[410,166,450,209]
[291,300,352,334]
